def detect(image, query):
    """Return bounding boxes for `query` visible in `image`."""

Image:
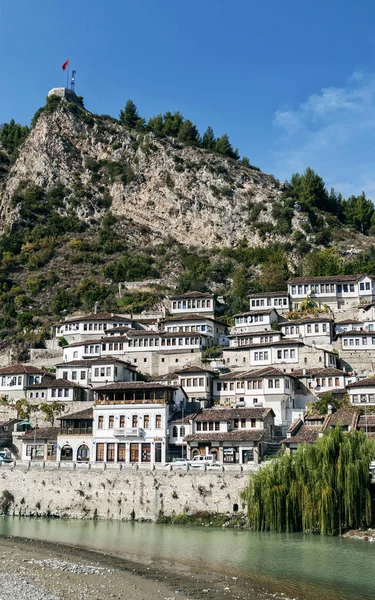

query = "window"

[233,419,239,429]
[366,282,371,291]
[100,368,105,377]
[107,443,115,462]
[268,379,273,388]
[172,425,178,437]
[241,419,246,428]
[120,415,125,428]
[196,422,202,431]
[290,349,296,359]
[360,282,365,291]
[251,418,256,428]
[98,416,104,429]
[315,324,319,333]
[275,379,280,388]
[132,415,138,428]
[109,415,114,429]
[106,367,111,376]
[51,389,56,397]
[144,415,150,428]
[94,368,99,376]
[71,371,77,380]
[80,371,86,380]
[73,351,78,359]
[156,415,162,428]
[307,325,312,333]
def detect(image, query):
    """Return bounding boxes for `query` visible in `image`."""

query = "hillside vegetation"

[1,93,375,347]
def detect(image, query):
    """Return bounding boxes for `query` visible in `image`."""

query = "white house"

[346,377,375,406]
[174,365,216,405]
[92,382,186,464]
[232,309,279,333]
[57,408,93,462]
[169,292,220,317]
[279,317,334,348]
[288,274,375,310]
[213,367,295,429]
[161,314,227,345]
[55,356,138,388]
[248,291,290,314]
[63,339,103,362]
[26,379,92,403]
[0,364,53,400]
[184,407,275,465]
[334,319,364,333]
[21,427,59,462]
[55,312,134,343]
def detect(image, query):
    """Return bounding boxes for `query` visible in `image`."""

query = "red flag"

[62,59,69,71]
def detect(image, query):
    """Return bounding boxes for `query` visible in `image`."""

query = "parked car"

[0,450,13,464]
[171,458,189,468]
[189,454,216,467]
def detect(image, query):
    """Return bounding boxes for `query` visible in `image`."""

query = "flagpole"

[66,68,69,89]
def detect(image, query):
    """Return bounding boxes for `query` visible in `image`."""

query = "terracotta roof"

[66,339,103,347]
[281,317,333,325]
[163,314,225,325]
[194,407,273,421]
[161,332,207,338]
[101,336,130,343]
[169,291,214,300]
[358,415,375,427]
[292,368,346,377]
[224,339,304,350]
[337,331,369,336]
[27,378,87,390]
[327,408,359,429]
[58,408,93,421]
[95,382,176,392]
[174,365,216,375]
[286,419,303,435]
[335,319,363,325]
[185,430,265,442]
[169,410,200,424]
[282,426,321,445]
[55,356,132,367]
[347,377,375,388]
[0,364,48,375]
[233,309,276,317]
[56,313,131,325]
[288,274,364,284]
[219,367,291,380]
[248,291,289,298]
[23,427,59,441]
[227,330,283,338]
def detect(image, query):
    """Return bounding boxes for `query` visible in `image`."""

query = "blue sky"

[1,0,375,197]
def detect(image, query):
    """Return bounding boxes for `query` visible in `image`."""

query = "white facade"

[56,358,137,388]
[232,309,279,333]
[280,318,333,348]
[26,380,91,403]
[347,379,375,406]
[56,313,133,342]
[248,292,290,314]
[162,315,227,345]
[288,274,375,309]
[169,293,216,316]
[0,366,50,400]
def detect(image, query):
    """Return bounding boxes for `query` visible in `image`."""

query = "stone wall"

[0,464,250,521]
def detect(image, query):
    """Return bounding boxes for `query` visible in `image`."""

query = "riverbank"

[0,535,287,600]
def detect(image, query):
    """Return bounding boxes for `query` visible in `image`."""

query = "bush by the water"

[241,426,375,535]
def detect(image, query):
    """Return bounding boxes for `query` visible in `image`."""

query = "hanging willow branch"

[241,426,375,535]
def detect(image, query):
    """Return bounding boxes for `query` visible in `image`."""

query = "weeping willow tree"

[241,427,375,535]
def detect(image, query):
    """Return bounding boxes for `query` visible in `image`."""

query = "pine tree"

[177,120,200,144]
[215,134,239,159]
[119,100,144,129]
[202,126,216,149]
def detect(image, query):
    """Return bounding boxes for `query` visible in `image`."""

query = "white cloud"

[270,72,375,197]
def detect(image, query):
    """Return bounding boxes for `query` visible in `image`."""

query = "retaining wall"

[0,463,251,521]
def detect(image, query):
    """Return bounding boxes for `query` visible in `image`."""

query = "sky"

[1,0,375,197]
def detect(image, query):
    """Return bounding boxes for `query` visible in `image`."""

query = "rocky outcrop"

[0,99,283,248]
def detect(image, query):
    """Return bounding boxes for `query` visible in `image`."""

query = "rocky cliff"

[0,96,283,248]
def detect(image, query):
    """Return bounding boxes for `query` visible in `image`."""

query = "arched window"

[61,445,73,461]
[180,425,185,437]
[172,425,178,438]
[77,444,90,462]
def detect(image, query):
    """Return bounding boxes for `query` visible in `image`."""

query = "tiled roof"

[286,419,303,435]
[227,330,283,338]
[185,430,265,442]
[281,317,333,325]
[194,407,273,421]
[282,426,321,445]
[174,365,216,375]
[56,313,131,325]
[169,410,200,424]
[105,326,133,334]
[27,378,87,389]
[163,314,225,324]
[55,356,132,367]
[358,414,375,427]
[95,382,175,391]
[224,339,304,350]
[335,319,363,325]
[66,339,103,347]
[169,291,214,300]
[101,336,130,343]
[233,309,276,317]
[347,377,375,388]
[292,368,346,377]
[219,366,291,380]
[23,427,59,441]
[337,331,369,336]
[248,291,289,298]
[288,274,364,284]
[58,408,93,421]
[0,364,48,375]
[327,408,359,429]
[161,331,207,338]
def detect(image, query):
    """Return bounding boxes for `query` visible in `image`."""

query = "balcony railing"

[113,427,144,438]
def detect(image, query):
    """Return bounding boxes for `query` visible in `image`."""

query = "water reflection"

[0,517,373,600]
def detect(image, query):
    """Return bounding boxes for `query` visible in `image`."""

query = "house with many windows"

[161,314,227,345]
[279,317,334,349]
[169,291,221,317]
[232,309,279,333]
[288,274,375,310]
[248,291,290,314]
[55,356,137,387]
[57,408,93,462]
[55,312,134,343]
[184,407,275,465]
[26,379,92,403]
[92,382,186,464]
[346,377,375,406]
[0,365,53,400]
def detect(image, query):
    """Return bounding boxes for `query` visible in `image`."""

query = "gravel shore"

[0,535,278,600]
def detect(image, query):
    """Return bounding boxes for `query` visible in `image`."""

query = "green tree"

[306,392,351,416]
[119,100,144,129]
[303,248,343,277]
[177,120,200,145]
[215,134,239,159]
[162,112,184,137]
[17,312,34,330]
[39,401,66,426]
[241,426,375,535]
[342,192,374,234]
[240,156,251,168]
[202,126,216,150]
[0,119,29,158]
[147,113,164,135]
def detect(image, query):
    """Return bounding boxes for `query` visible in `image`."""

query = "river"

[0,517,374,600]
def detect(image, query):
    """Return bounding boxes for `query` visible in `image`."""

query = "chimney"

[327,404,333,414]
[302,368,306,376]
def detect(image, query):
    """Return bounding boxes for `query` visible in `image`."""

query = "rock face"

[0,99,283,248]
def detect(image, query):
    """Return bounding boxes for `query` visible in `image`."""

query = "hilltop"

[1,91,375,346]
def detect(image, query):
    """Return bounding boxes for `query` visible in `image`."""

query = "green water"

[0,517,374,600]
